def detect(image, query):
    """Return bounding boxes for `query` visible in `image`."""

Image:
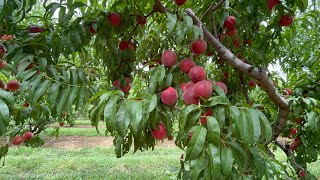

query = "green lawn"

[0,147,181,179]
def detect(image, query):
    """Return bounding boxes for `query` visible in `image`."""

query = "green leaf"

[221,146,233,177]
[166,12,177,34]
[56,86,71,115]
[0,90,15,105]
[207,143,221,179]
[88,90,110,104]
[66,87,79,112]
[104,95,119,131]
[227,141,248,171]
[183,15,193,28]
[250,147,266,178]
[0,145,8,160]
[32,80,50,104]
[190,155,205,180]
[247,108,261,144]
[130,101,143,135]
[179,105,199,131]
[238,110,251,144]
[147,94,157,113]
[204,96,229,107]
[256,110,272,144]
[186,126,207,160]
[116,101,131,137]
[0,99,9,136]
[157,66,166,87]
[206,116,220,146]
[0,0,4,15]
[214,106,225,128]
[47,82,61,108]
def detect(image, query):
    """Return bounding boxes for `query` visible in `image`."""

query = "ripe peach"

[248,80,256,87]
[244,39,253,46]
[191,39,207,55]
[89,25,96,34]
[6,80,20,92]
[298,170,305,177]
[223,71,229,78]
[108,12,121,26]
[119,40,129,51]
[224,16,236,29]
[227,28,237,36]
[189,66,206,83]
[113,77,131,93]
[182,86,199,105]
[200,108,213,125]
[0,61,7,69]
[22,132,33,141]
[23,102,30,107]
[180,59,195,73]
[136,16,147,25]
[207,51,213,56]
[161,50,177,67]
[127,41,136,51]
[0,48,4,59]
[290,127,297,135]
[185,81,195,89]
[167,135,173,141]
[175,0,186,6]
[193,80,213,99]
[29,26,45,33]
[59,122,64,127]
[160,87,178,106]
[213,82,228,94]
[0,34,14,41]
[285,88,293,95]
[151,122,167,140]
[267,0,280,11]
[180,83,186,92]
[279,15,294,27]
[12,135,24,145]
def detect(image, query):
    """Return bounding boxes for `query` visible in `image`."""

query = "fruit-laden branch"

[275,139,304,175]
[185,8,289,142]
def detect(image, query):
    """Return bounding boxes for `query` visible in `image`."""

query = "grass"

[0,147,182,179]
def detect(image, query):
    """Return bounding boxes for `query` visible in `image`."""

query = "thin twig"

[239,72,253,105]
[210,8,218,38]
[200,0,227,20]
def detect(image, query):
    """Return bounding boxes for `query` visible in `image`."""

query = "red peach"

[182,86,199,105]
[161,50,177,67]
[189,66,206,83]
[191,39,207,55]
[180,59,195,73]
[151,122,167,140]
[160,87,178,106]
[193,80,213,99]
[108,12,121,26]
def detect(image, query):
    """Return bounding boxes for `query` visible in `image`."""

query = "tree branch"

[275,139,304,176]
[210,8,217,38]
[153,0,167,14]
[201,0,226,20]
[185,8,289,142]
[239,72,253,105]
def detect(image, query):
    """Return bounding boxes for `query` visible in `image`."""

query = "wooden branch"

[275,139,304,175]
[239,72,253,105]
[185,8,289,142]
[210,8,217,38]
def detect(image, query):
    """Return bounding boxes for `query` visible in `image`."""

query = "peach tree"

[0,0,319,179]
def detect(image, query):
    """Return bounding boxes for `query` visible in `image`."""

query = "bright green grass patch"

[0,147,182,179]
[44,127,107,137]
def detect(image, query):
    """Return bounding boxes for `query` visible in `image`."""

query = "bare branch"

[153,0,167,14]
[210,8,218,38]
[185,8,289,142]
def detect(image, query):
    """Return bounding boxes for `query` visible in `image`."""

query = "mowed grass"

[0,147,182,179]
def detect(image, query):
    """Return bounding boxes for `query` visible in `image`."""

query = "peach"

[279,15,294,27]
[29,26,44,33]
[191,38,207,54]
[161,50,177,67]
[200,108,213,125]
[182,86,199,105]
[22,132,33,141]
[180,59,195,73]
[175,0,186,6]
[119,40,129,51]
[224,16,236,29]
[185,81,195,89]
[6,80,20,91]
[193,80,213,99]
[180,83,186,92]
[12,135,24,145]
[248,80,256,87]
[213,81,228,94]
[160,87,178,106]
[290,127,297,135]
[151,122,167,140]
[227,28,237,36]
[113,77,131,93]
[233,37,241,48]
[285,88,293,95]
[108,12,121,26]
[267,0,280,11]
[189,66,206,83]
[89,25,96,34]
